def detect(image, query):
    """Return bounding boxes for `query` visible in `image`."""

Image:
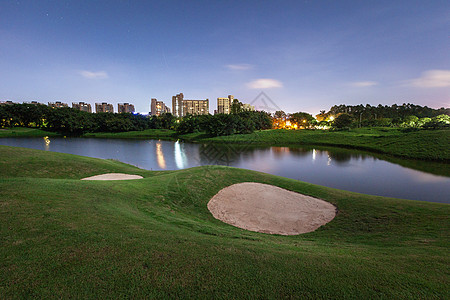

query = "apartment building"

[151,98,170,116]
[172,93,209,117]
[217,95,234,114]
[118,103,135,113]
[48,101,68,108]
[72,102,92,113]
[95,102,114,113]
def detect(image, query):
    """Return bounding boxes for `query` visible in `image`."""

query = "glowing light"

[312,149,316,161]
[43,136,50,151]
[285,120,291,127]
[329,116,334,121]
[174,140,186,169]
[156,142,166,169]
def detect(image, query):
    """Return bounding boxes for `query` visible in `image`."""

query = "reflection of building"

[151,98,170,116]
[72,102,92,113]
[217,95,234,114]
[118,103,135,113]
[95,102,114,113]
[48,101,68,108]
[172,93,209,117]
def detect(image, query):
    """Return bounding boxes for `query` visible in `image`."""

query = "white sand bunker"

[81,173,143,180]
[207,182,336,235]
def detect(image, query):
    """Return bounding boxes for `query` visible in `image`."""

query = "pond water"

[1,137,449,204]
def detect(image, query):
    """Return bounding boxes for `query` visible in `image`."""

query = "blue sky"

[1,0,449,114]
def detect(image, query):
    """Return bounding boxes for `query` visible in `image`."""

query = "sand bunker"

[207,182,336,235]
[81,173,143,180]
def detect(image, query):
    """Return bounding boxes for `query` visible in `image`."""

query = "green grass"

[0,127,60,138]
[83,128,177,140]
[0,146,449,298]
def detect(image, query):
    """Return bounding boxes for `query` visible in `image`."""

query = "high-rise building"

[217,95,234,114]
[118,103,135,113]
[151,98,170,116]
[242,103,255,111]
[72,102,92,113]
[172,93,209,117]
[48,101,68,108]
[95,102,114,113]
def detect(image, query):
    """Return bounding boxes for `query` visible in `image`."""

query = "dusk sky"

[1,0,449,114]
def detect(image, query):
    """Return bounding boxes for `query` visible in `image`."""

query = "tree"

[289,112,315,129]
[230,99,242,114]
[332,113,354,129]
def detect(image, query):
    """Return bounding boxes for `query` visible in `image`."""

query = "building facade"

[242,103,255,111]
[217,95,234,114]
[172,93,209,117]
[151,98,170,116]
[72,102,92,113]
[118,103,135,113]
[95,102,114,113]
[48,101,68,108]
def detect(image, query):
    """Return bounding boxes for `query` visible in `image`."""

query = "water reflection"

[174,140,186,169]
[155,141,166,169]
[43,136,50,151]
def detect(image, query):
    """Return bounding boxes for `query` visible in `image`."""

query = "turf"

[0,127,60,138]
[0,145,448,298]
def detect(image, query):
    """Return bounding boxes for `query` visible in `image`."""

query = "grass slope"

[0,146,448,298]
[0,127,59,138]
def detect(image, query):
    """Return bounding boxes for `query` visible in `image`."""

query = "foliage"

[332,113,354,129]
[289,112,316,128]
[326,103,449,128]
[230,99,243,114]
[203,111,272,136]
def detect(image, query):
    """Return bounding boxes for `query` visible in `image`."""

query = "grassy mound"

[0,146,448,298]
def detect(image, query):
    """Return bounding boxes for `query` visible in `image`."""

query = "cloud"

[247,78,283,89]
[79,70,108,79]
[226,64,253,70]
[407,70,450,88]
[350,81,378,87]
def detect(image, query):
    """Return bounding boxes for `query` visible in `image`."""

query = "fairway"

[0,145,449,298]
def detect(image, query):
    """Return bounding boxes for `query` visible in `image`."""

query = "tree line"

[0,103,272,136]
[1,102,449,136]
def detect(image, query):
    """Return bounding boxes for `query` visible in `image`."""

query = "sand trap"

[81,173,143,180]
[207,182,336,235]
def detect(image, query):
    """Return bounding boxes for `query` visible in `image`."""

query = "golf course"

[1,145,448,298]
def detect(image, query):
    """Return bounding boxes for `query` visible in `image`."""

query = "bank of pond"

[0,136,449,203]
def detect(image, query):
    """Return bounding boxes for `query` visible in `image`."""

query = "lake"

[1,137,449,203]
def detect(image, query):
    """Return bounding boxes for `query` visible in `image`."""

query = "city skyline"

[1,0,449,114]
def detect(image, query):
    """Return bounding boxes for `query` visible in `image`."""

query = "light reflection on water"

[0,137,449,204]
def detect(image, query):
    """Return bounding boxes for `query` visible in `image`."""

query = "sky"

[0,0,449,115]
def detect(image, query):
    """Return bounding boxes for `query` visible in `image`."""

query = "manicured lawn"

[0,146,448,298]
[83,128,177,140]
[0,127,59,138]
